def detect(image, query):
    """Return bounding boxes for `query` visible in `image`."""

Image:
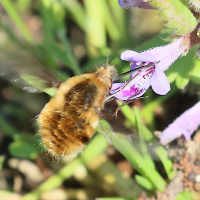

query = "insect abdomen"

[38,74,108,159]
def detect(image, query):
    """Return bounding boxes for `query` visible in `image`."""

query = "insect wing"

[0,44,62,93]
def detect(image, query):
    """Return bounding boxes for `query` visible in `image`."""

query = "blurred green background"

[0,0,199,199]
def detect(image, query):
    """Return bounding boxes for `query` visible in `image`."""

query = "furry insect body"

[38,65,117,159]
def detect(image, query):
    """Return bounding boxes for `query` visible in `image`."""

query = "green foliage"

[176,191,199,200]
[0,0,33,42]
[189,58,200,83]
[155,146,176,180]
[9,140,38,159]
[0,155,5,170]
[9,131,41,159]
[135,175,154,190]
[166,48,197,89]
[149,0,197,34]
[118,105,176,191]
[113,132,166,192]
[21,134,109,200]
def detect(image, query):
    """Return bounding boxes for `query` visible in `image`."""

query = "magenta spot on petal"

[146,66,155,73]
[121,85,142,98]
[142,67,155,79]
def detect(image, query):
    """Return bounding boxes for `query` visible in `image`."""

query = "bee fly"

[0,46,155,159]
[38,64,117,160]
[38,62,155,159]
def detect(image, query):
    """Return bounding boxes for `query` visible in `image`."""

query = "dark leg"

[98,124,112,145]
[114,96,148,117]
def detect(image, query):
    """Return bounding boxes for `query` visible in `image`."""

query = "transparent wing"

[0,43,62,93]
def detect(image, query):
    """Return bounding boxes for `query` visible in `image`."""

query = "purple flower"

[160,101,200,145]
[110,37,189,101]
[118,0,154,9]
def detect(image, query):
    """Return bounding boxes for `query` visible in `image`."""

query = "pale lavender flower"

[110,37,189,101]
[118,0,153,9]
[160,101,200,145]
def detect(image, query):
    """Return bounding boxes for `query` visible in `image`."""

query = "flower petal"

[132,52,157,63]
[151,66,170,95]
[130,62,140,78]
[118,0,154,9]
[121,50,157,63]
[121,50,140,61]
[111,68,153,100]
[160,101,200,145]
[146,37,189,71]
[110,83,125,93]
[111,82,145,101]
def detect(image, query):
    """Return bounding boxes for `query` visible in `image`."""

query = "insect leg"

[98,124,112,145]
[114,96,148,117]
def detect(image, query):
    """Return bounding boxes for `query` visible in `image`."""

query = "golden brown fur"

[38,65,117,159]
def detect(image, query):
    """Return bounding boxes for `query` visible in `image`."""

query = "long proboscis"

[113,61,159,82]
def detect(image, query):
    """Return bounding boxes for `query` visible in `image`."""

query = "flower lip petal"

[110,82,125,92]
[133,52,157,63]
[121,50,140,61]
[150,65,171,95]
[160,101,200,145]
[111,69,152,101]
[121,50,157,63]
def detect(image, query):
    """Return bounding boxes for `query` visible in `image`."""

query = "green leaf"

[189,59,200,84]
[10,132,41,159]
[134,107,155,169]
[141,85,178,127]
[175,76,189,89]
[149,0,197,34]
[135,175,154,190]
[176,191,199,200]
[21,134,109,200]
[42,38,71,67]
[155,146,176,180]
[0,191,18,200]
[167,72,177,83]
[0,156,5,170]
[165,49,196,89]
[81,133,109,163]
[9,140,39,159]
[43,88,57,96]
[113,134,166,192]
[0,0,33,42]
[108,0,128,44]
[83,0,107,56]
[100,0,120,41]
[63,0,86,31]
[17,0,31,11]
[118,102,153,141]
[0,114,20,137]
[41,0,82,75]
